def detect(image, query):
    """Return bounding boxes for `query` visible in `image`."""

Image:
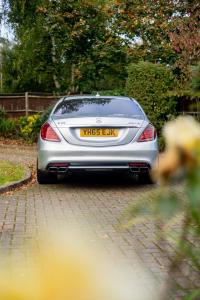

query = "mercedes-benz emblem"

[96,118,102,124]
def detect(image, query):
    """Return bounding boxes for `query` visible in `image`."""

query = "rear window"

[53,98,145,119]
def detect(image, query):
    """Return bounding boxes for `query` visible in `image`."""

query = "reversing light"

[138,124,157,142]
[40,122,61,142]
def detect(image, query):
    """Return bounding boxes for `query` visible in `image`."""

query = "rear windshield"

[53,98,145,119]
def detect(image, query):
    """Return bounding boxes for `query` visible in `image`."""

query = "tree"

[3,0,127,93]
[169,2,200,82]
[108,0,200,83]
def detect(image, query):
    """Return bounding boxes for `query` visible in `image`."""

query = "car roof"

[62,95,131,100]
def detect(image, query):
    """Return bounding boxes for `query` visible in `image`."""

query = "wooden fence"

[0,92,199,119]
[0,92,64,118]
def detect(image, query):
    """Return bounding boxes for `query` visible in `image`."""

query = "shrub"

[190,61,200,92]
[0,108,6,120]
[0,118,18,138]
[19,114,42,143]
[0,109,19,138]
[0,107,54,143]
[126,61,177,134]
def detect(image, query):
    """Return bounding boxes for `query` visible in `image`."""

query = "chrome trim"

[68,165,129,169]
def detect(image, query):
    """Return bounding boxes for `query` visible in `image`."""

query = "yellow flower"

[153,116,200,183]
[163,116,200,153]
[0,232,118,300]
[152,148,181,183]
[0,228,157,300]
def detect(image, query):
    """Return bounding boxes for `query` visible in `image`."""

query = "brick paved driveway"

[0,144,196,299]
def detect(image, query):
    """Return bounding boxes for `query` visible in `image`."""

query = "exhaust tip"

[47,163,69,173]
[129,162,150,173]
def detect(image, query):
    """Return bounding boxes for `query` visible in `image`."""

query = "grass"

[0,160,25,186]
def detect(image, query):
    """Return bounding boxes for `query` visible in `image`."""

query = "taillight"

[138,124,157,142]
[40,122,61,142]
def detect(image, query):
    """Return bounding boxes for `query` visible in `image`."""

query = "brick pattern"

[0,144,199,299]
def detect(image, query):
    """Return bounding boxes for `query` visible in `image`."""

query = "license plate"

[80,128,118,137]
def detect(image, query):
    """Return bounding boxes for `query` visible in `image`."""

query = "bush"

[0,109,19,138]
[0,118,18,138]
[190,61,200,92]
[126,61,177,134]
[0,108,6,120]
[0,105,53,143]
[19,114,42,143]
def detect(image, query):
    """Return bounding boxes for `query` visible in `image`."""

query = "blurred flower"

[152,148,181,182]
[153,116,200,182]
[0,227,159,300]
[163,116,200,154]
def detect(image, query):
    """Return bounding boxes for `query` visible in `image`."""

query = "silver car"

[37,95,158,184]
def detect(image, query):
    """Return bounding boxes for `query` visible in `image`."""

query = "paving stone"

[0,144,199,299]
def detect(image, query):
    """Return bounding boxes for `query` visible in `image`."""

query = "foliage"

[0,118,18,138]
[168,2,200,81]
[0,110,19,138]
[1,39,19,93]
[190,62,200,92]
[0,108,7,120]
[0,160,25,186]
[109,0,200,85]
[121,116,200,299]
[0,107,52,143]
[3,0,127,93]
[165,90,200,123]
[108,0,177,64]
[126,61,177,133]
[3,1,200,93]
[19,114,42,143]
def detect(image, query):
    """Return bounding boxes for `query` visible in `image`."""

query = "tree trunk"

[50,35,61,90]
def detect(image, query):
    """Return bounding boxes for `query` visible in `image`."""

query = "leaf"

[184,289,200,300]
[156,191,181,220]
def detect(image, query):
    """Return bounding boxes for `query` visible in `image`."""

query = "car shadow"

[57,171,153,189]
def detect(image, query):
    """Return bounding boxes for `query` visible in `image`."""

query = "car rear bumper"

[45,161,151,174]
[37,138,158,172]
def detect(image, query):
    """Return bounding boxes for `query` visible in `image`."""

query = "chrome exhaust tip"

[47,163,69,173]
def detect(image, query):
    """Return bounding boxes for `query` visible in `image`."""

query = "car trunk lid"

[52,116,147,146]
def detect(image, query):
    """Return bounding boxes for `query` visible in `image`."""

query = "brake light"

[138,124,157,142]
[40,122,61,142]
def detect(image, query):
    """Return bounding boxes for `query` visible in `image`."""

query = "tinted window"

[53,98,144,119]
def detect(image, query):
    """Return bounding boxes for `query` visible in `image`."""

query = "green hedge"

[126,61,177,133]
[0,110,19,138]
[0,106,52,143]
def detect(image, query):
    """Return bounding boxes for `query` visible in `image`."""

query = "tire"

[139,172,154,184]
[37,168,57,184]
